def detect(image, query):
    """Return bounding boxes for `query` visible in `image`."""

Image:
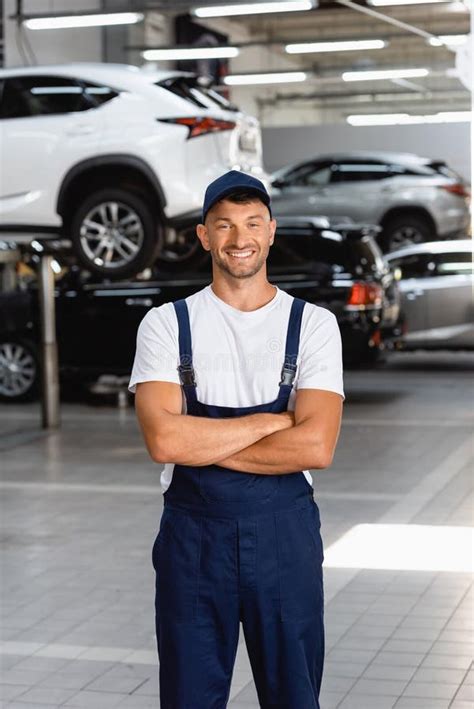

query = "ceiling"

[132,0,471,121]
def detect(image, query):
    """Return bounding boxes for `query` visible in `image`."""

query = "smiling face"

[196,196,276,281]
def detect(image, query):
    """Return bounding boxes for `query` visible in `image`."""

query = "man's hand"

[135,381,295,467]
[215,389,343,474]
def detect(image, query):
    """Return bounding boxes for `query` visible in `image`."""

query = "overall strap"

[279,297,306,396]
[173,299,198,404]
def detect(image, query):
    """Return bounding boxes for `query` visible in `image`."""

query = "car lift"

[1,237,60,429]
[38,251,60,429]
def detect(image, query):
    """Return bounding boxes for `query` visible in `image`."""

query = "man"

[129,170,344,708]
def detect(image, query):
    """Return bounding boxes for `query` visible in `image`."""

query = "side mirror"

[271,178,287,189]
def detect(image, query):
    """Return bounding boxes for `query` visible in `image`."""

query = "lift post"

[38,254,60,429]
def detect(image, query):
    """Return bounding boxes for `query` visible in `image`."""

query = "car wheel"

[156,224,210,274]
[381,216,431,253]
[69,189,161,279]
[0,339,39,402]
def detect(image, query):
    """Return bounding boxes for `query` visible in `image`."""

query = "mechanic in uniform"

[129,171,344,708]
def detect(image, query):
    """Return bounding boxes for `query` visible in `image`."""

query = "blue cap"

[202,170,272,223]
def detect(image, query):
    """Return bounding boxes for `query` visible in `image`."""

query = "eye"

[249,223,259,228]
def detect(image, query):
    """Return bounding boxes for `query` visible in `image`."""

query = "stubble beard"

[212,247,268,280]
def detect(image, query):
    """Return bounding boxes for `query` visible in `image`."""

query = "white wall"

[3,0,105,67]
[262,122,472,182]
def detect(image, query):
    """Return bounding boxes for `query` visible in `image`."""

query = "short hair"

[209,190,271,218]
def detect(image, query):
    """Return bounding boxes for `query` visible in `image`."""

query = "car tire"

[155,224,210,275]
[380,215,431,253]
[69,189,161,280]
[0,338,39,402]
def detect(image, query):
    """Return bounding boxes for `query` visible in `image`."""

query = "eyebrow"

[214,215,265,222]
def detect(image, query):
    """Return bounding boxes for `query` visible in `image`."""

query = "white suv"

[0,63,265,278]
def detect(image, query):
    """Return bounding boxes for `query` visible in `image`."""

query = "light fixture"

[429,34,468,46]
[342,67,429,81]
[224,71,307,85]
[368,0,450,5]
[142,47,240,61]
[347,111,471,125]
[286,39,386,53]
[193,1,315,18]
[24,12,144,30]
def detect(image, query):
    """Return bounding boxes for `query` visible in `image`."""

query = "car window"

[0,76,95,119]
[82,81,119,106]
[268,227,358,277]
[157,76,239,112]
[389,254,434,279]
[389,163,435,177]
[435,252,473,276]
[281,162,333,187]
[331,162,391,183]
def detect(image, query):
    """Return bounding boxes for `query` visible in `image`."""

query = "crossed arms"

[135,381,343,474]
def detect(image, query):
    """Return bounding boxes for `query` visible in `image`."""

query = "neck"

[210,272,277,312]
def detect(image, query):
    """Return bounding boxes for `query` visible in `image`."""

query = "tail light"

[370,329,382,347]
[347,282,384,307]
[159,116,236,139]
[438,183,470,199]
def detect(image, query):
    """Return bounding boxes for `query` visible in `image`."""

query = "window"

[435,252,473,276]
[0,76,95,119]
[280,162,333,188]
[331,161,391,183]
[157,77,239,112]
[82,81,118,107]
[389,254,433,279]
[389,163,435,177]
[267,226,354,279]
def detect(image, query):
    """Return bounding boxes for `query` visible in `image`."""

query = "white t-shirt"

[129,284,345,493]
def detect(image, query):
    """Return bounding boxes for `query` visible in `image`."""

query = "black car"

[0,219,402,401]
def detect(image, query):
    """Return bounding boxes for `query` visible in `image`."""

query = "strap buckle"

[177,365,196,387]
[279,365,297,387]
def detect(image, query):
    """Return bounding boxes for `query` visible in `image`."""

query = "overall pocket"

[153,508,202,625]
[276,504,324,622]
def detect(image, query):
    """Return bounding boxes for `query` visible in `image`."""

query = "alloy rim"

[80,201,144,269]
[0,343,36,398]
[390,225,425,250]
[159,226,201,263]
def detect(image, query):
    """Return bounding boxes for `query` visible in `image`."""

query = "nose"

[231,224,253,247]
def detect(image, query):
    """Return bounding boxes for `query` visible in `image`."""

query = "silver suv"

[270,151,470,253]
[386,240,473,350]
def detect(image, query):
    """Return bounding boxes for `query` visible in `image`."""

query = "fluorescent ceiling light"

[429,33,468,46]
[343,68,429,81]
[24,12,144,30]
[286,39,386,53]
[194,1,314,18]
[142,47,239,61]
[324,524,474,573]
[224,71,307,85]
[347,111,471,125]
[369,0,450,5]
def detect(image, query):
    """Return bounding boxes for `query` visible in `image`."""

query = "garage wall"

[262,122,472,182]
[3,0,104,66]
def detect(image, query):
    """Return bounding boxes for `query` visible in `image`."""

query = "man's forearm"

[216,421,330,474]
[151,412,291,466]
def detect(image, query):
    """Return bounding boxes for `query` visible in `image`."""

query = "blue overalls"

[152,296,325,709]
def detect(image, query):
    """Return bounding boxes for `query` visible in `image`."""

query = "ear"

[269,218,277,246]
[196,223,210,252]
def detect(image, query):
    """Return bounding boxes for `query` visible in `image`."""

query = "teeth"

[228,250,253,258]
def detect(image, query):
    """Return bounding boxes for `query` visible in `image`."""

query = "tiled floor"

[1,351,473,708]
